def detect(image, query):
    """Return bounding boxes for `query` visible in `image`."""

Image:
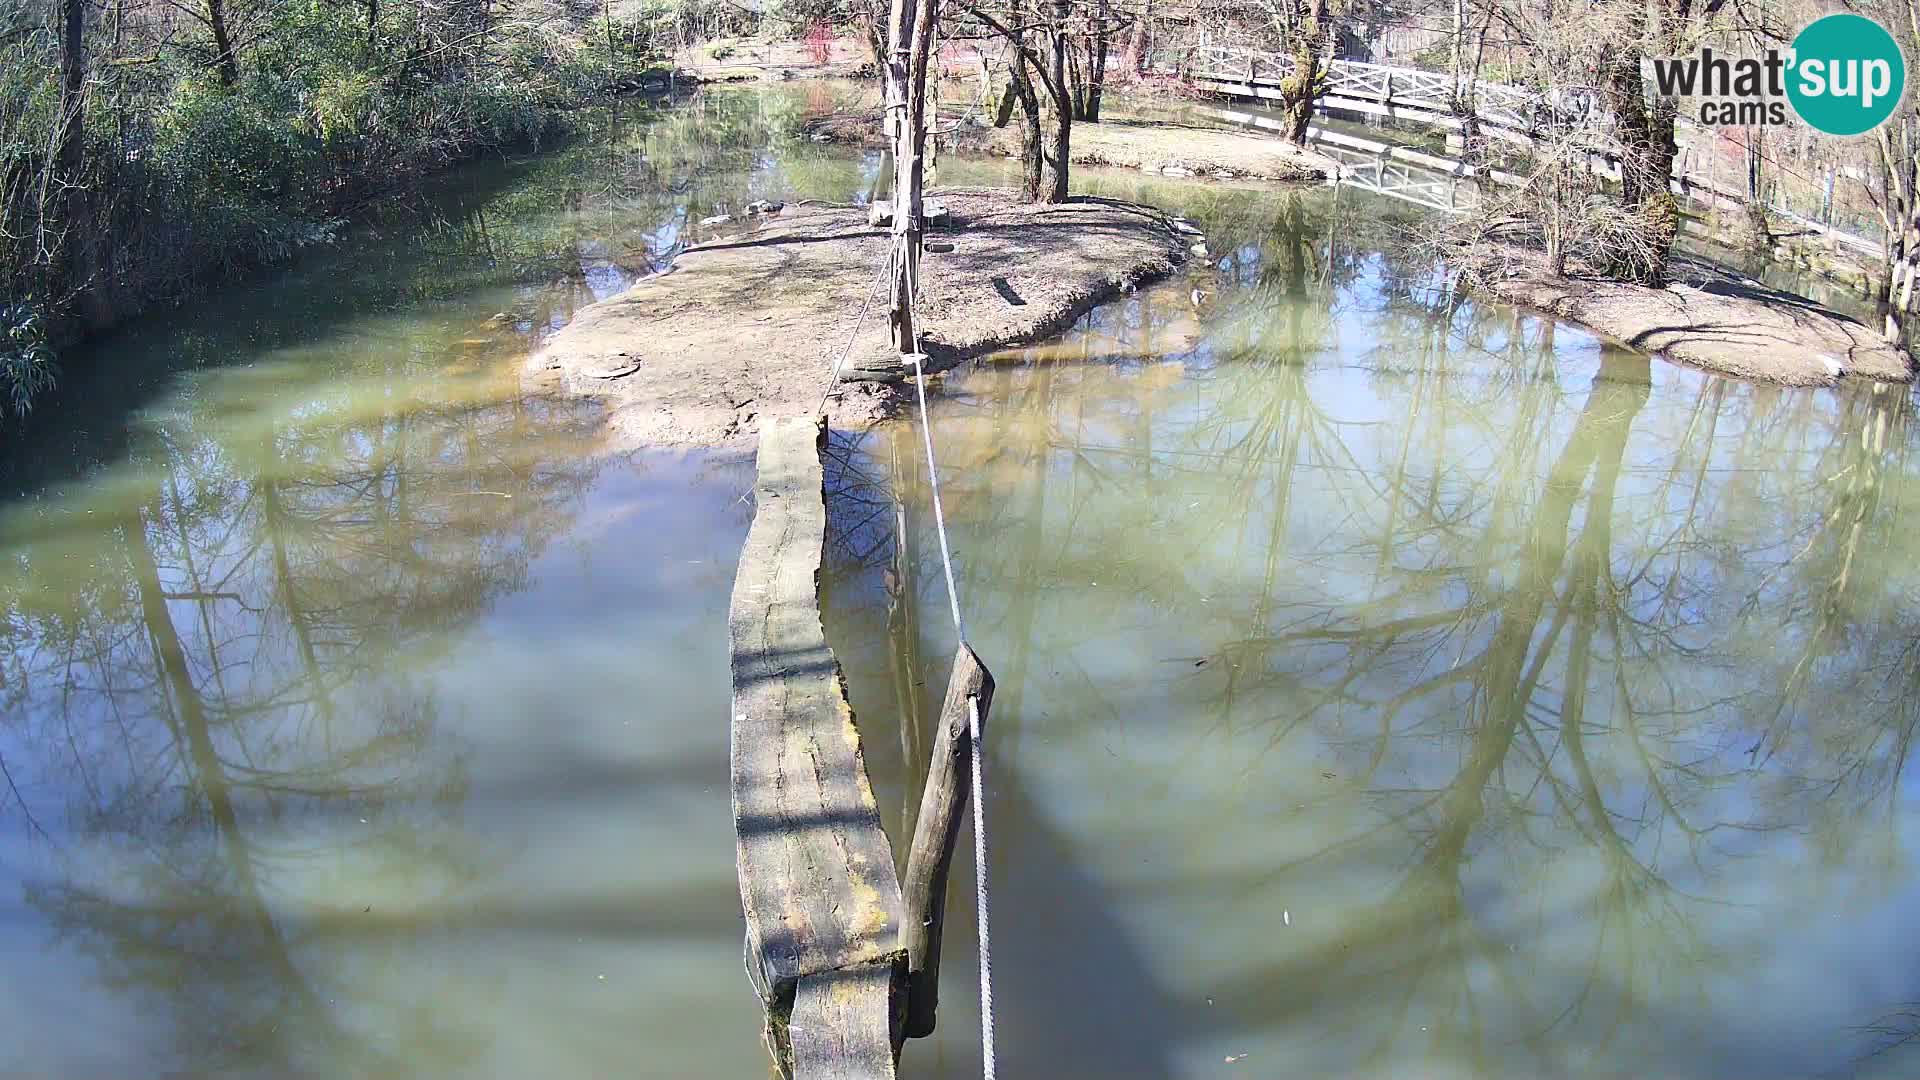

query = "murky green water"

[824,187,1920,1080]
[0,87,868,1078]
[3,84,1918,1079]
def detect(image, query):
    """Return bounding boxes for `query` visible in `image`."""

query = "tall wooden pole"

[887,0,939,354]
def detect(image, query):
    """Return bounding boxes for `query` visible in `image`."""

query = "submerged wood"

[730,415,906,1077]
[900,644,995,1039]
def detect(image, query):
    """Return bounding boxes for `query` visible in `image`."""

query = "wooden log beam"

[792,963,901,1079]
[900,644,995,1039]
[731,415,907,1079]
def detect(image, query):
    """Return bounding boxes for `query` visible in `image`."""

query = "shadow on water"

[821,457,1186,1080]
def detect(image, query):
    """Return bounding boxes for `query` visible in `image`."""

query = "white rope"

[966,692,996,1079]
[814,254,893,416]
[904,280,995,1080]
[908,352,967,644]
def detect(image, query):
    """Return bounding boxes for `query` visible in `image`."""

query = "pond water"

[824,185,1920,1080]
[0,87,856,1078]
[1,84,1917,1080]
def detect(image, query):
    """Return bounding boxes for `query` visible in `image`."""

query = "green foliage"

[155,78,323,201]
[1,301,55,420]
[0,0,668,416]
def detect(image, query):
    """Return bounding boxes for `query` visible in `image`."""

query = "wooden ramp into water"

[730,414,996,1078]
[730,415,906,1079]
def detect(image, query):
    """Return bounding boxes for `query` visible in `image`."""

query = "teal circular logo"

[1787,14,1906,136]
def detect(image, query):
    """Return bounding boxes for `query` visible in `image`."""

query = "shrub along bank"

[0,0,669,421]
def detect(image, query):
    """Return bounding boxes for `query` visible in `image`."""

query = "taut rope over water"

[902,275,997,1080]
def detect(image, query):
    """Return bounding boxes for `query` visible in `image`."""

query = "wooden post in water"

[900,644,995,1039]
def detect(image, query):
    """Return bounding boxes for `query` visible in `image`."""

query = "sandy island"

[1477,249,1913,387]
[528,189,1190,446]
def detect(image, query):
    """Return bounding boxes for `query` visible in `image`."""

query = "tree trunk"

[1880,204,1916,346]
[885,0,939,351]
[1046,83,1071,201]
[884,0,916,351]
[206,0,240,85]
[1126,0,1149,74]
[993,76,1017,127]
[1736,127,1773,251]
[1280,0,1329,146]
[1043,0,1071,202]
[1009,47,1043,200]
[1876,112,1917,346]
[1086,25,1108,122]
[54,0,102,320]
[55,0,86,202]
[1067,39,1085,119]
[862,11,886,71]
[1600,43,1677,286]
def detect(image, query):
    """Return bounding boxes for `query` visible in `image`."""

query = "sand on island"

[527,188,1193,447]
[1480,250,1913,387]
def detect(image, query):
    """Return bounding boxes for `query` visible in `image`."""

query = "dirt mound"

[527,189,1191,446]
[1481,250,1912,386]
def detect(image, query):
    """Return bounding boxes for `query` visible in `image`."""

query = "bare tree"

[1435,0,1664,280]
[1857,0,1917,347]
[964,0,1078,202]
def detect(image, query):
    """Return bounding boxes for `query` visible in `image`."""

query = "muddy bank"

[998,119,1333,182]
[528,189,1189,446]
[673,39,874,83]
[1475,249,1912,386]
[805,111,1333,183]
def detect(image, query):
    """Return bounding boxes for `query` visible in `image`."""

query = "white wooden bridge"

[1172,45,1884,257]
[1181,43,1557,138]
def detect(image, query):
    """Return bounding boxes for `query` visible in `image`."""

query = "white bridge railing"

[1180,44,1556,133]
[1171,45,1884,257]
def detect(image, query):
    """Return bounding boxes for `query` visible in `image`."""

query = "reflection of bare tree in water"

[1400,351,1663,1063]
[818,171,1920,1075]
[863,325,1920,1075]
[2,376,607,1075]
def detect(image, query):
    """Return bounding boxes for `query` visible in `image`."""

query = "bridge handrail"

[1181,44,1546,128]
[1174,44,1886,257]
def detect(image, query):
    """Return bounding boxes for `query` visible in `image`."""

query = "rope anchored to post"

[894,293,997,1080]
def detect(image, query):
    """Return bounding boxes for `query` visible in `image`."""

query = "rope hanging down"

[904,276,997,1080]
[813,254,892,417]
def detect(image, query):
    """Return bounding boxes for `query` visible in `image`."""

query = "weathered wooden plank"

[730,414,907,1070]
[900,644,994,1039]
[790,964,901,1080]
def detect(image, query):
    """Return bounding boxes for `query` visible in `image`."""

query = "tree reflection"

[827,175,1920,1076]
[0,354,605,1074]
